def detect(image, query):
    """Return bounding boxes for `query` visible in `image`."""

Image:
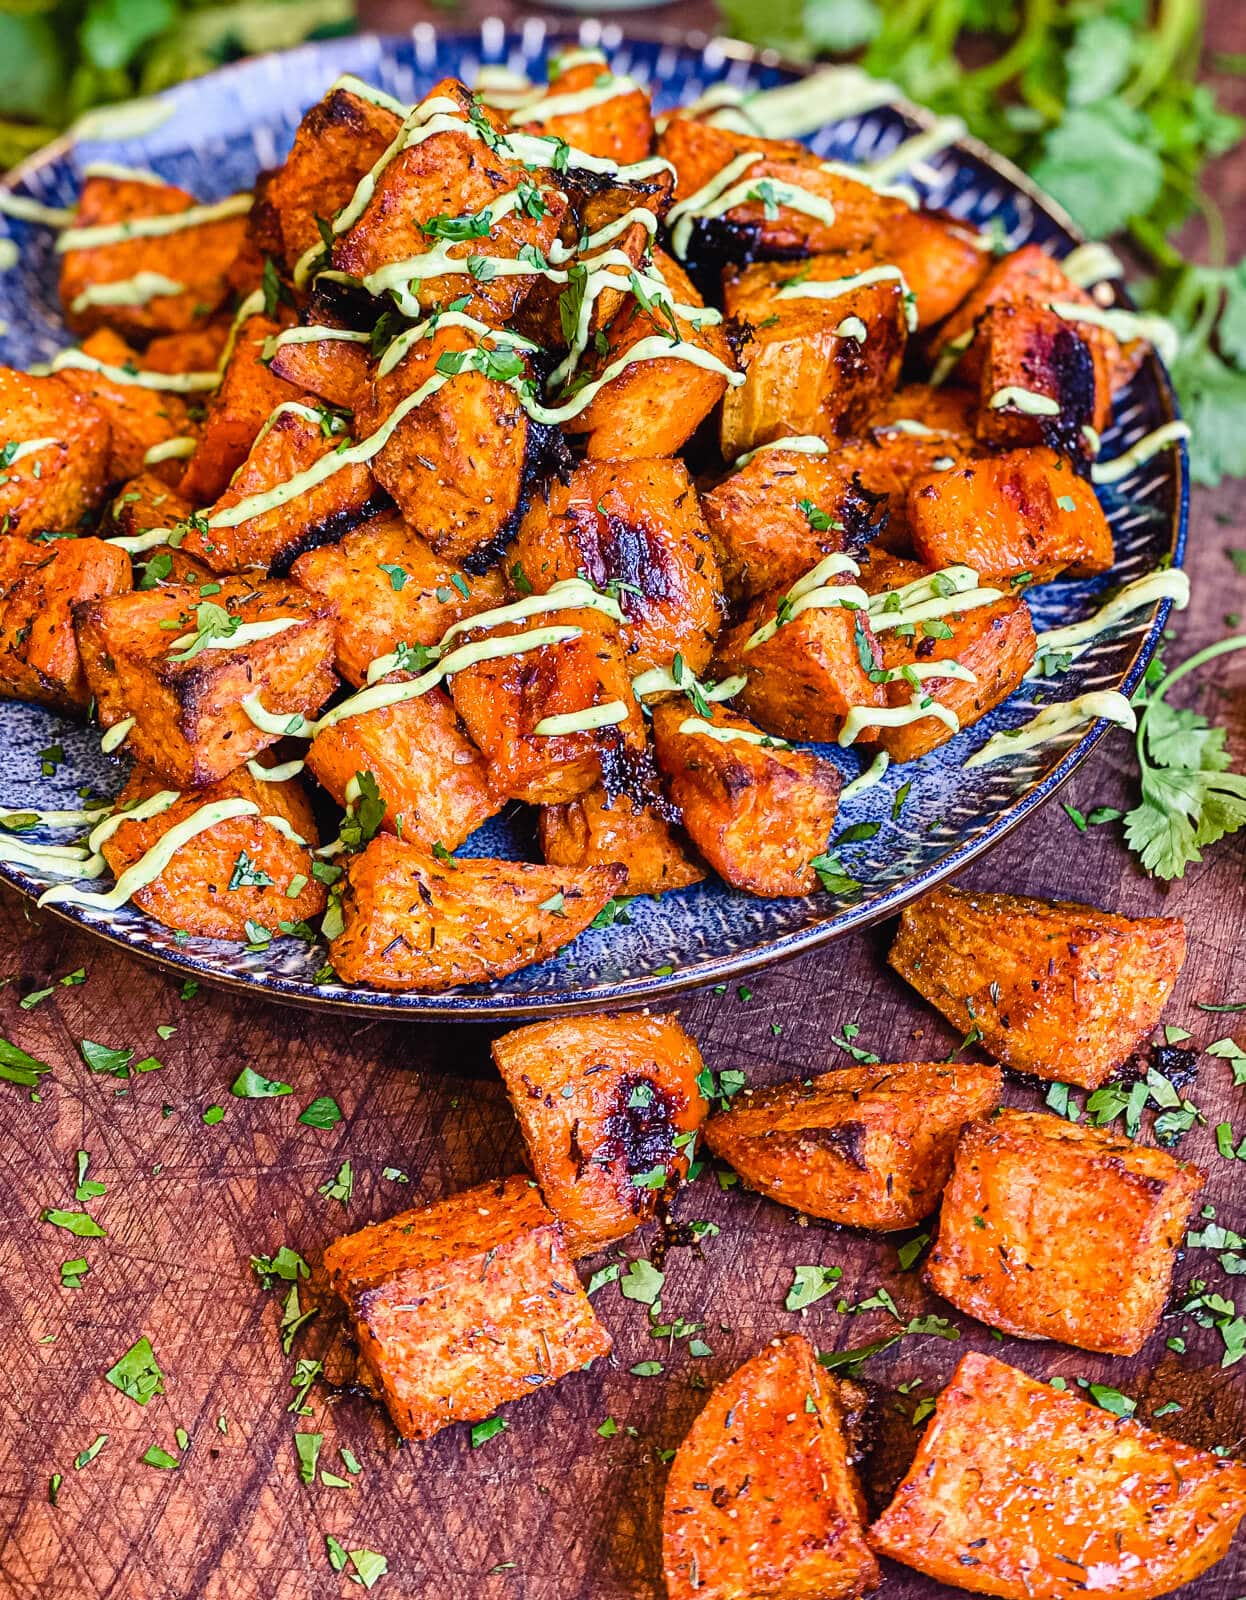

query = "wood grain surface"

[2,11,1246,1599]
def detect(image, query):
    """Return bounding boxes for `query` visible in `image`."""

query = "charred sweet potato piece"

[305,689,500,852]
[870,210,989,329]
[333,79,569,326]
[714,582,885,744]
[721,254,910,457]
[0,368,111,536]
[99,757,326,941]
[54,330,195,484]
[539,783,705,898]
[252,83,402,273]
[868,1352,1246,1600]
[570,250,736,459]
[492,1013,708,1255]
[701,447,889,602]
[704,1061,1002,1231]
[974,301,1110,451]
[509,458,724,675]
[107,471,190,545]
[926,1109,1203,1355]
[449,609,646,806]
[59,174,248,339]
[143,322,232,376]
[290,511,503,686]
[267,329,371,412]
[665,1333,879,1600]
[328,834,624,990]
[0,535,130,710]
[355,322,530,569]
[660,114,906,263]
[178,314,301,504]
[908,447,1113,584]
[323,1174,611,1442]
[652,699,840,896]
[184,401,379,575]
[510,59,654,165]
[76,577,337,788]
[889,886,1187,1089]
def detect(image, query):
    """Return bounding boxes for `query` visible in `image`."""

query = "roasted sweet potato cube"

[665,1333,879,1600]
[184,402,379,575]
[356,322,531,568]
[908,447,1113,584]
[0,535,130,710]
[889,886,1187,1088]
[870,209,989,329]
[721,255,909,457]
[704,1061,1002,1231]
[252,83,402,273]
[143,322,233,377]
[570,250,737,459]
[99,757,326,941]
[0,368,111,536]
[323,1173,611,1442]
[305,689,499,852]
[974,301,1110,451]
[652,700,840,896]
[75,577,337,788]
[333,78,569,325]
[449,609,646,805]
[868,1352,1246,1600]
[267,328,371,412]
[925,1108,1202,1354]
[510,58,654,164]
[509,458,724,675]
[539,783,705,897]
[492,1013,708,1255]
[178,314,301,504]
[701,448,889,602]
[59,174,247,339]
[53,330,195,484]
[714,585,885,744]
[329,834,624,990]
[291,511,503,686]
[107,471,190,544]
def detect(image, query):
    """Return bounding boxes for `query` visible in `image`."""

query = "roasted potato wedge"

[539,782,705,897]
[329,834,624,990]
[664,1333,880,1600]
[76,576,338,788]
[0,534,130,710]
[0,367,111,537]
[704,1061,1002,1231]
[54,330,194,484]
[868,1352,1246,1600]
[926,1108,1203,1355]
[889,886,1187,1088]
[100,756,326,941]
[323,1174,611,1442]
[491,1013,708,1255]
[652,699,840,896]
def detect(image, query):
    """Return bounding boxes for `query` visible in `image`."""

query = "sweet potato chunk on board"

[868,1352,1246,1600]
[889,886,1187,1088]
[290,511,502,687]
[100,758,326,941]
[178,313,301,504]
[329,834,624,990]
[305,690,499,853]
[0,534,130,710]
[908,447,1113,585]
[76,577,338,788]
[323,1174,611,1442]
[58,174,248,339]
[0,367,111,537]
[652,700,840,897]
[55,330,194,484]
[539,783,705,898]
[704,1061,1002,1231]
[492,1013,708,1255]
[509,458,724,676]
[926,1108,1203,1354]
[664,1333,880,1600]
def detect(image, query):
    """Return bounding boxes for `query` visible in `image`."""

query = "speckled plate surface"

[0,20,1187,1017]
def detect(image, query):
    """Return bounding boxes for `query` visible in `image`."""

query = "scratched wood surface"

[2,12,1246,1600]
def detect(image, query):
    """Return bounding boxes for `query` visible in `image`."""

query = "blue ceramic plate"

[0,20,1187,1017]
